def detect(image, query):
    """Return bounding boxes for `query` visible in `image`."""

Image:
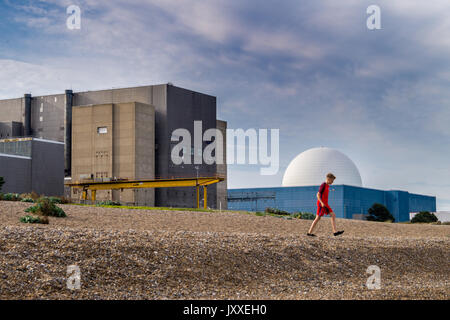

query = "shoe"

[307,233,316,237]
[333,231,344,237]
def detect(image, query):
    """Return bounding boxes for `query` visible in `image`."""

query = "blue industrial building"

[227,185,436,222]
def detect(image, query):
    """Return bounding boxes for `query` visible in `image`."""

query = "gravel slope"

[0,201,449,300]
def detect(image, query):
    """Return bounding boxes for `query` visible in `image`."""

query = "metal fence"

[0,139,32,157]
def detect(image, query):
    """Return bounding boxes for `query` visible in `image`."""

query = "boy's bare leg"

[330,212,337,233]
[308,215,321,234]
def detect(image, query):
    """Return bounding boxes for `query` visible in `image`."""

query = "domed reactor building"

[228,147,436,222]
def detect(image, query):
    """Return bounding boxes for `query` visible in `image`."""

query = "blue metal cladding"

[409,193,437,213]
[227,185,436,222]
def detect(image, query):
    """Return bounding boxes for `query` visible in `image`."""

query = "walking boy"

[307,173,344,237]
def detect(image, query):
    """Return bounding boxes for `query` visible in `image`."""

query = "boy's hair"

[326,173,336,180]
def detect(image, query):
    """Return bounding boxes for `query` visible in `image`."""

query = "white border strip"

[0,153,31,160]
[33,138,65,145]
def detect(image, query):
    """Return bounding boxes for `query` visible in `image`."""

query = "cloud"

[1,0,449,210]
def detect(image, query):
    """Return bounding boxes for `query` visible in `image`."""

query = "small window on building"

[97,127,108,134]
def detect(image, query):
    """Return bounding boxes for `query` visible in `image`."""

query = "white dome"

[282,147,362,187]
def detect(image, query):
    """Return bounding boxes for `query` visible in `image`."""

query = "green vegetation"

[19,215,49,224]
[0,193,21,201]
[246,210,315,220]
[25,197,67,218]
[298,212,315,220]
[96,200,121,206]
[366,203,395,222]
[265,207,290,215]
[0,191,69,205]
[411,211,439,223]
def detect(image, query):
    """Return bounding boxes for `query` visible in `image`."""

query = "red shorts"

[317,203,332,217]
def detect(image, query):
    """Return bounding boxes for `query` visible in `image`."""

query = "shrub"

[411,211,438,223]
[300,212,315,220]
[366,203,395,222]
[20,215,49,224]
[25,197,67,218]
[96,200,121,206]
[59,196,71,204]
[30,191,40,200]
[265,207,290,216]
[48,196,63,204]
[292,212,302,219]
[21,198,35,203]
[1,193,21,201]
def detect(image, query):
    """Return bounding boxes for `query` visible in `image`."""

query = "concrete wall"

[164,85,218,208]
[31,139,64,196]
[31,94,66,141]
[0,98,24,125]
[216,120,228,209]
[0,154,31,193]
[0,138,63,196]
[0,122,23,138]
[134,102,155,206]
[72,102,155,205]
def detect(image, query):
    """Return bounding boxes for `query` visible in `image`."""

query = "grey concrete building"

[0,84,227,208]
[0,138,64,196]
[71,102,156,206]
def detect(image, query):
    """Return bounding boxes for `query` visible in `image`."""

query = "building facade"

[228,185,436,222]
[0,84,227,208]
[0,138,64,196]
[71,102,155,205]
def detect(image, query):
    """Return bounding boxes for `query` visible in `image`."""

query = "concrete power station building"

[228,147,436,222]
[0,84,227,209]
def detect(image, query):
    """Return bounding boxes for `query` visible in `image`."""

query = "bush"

[411,211,438,223]
[1,193,21,201]
[20,215,49,224]
[25,197,67,218]
[21,198,35,203]
[96,200,121,206]
[265,207,290,216]
[59,196,71,204]
[47,196,63,204]
[30,191,40,200]
[366,203,395,222]
[300,212,315,220]
[292,212,302,219]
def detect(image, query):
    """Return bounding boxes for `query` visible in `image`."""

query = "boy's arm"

[317,183,326,206]
[317,192,325,207]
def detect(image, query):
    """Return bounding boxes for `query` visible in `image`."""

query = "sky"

[0,0,449,210]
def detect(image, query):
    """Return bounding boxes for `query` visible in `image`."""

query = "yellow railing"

[66,176,225,209]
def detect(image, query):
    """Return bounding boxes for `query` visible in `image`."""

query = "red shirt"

[317,182,332,211]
